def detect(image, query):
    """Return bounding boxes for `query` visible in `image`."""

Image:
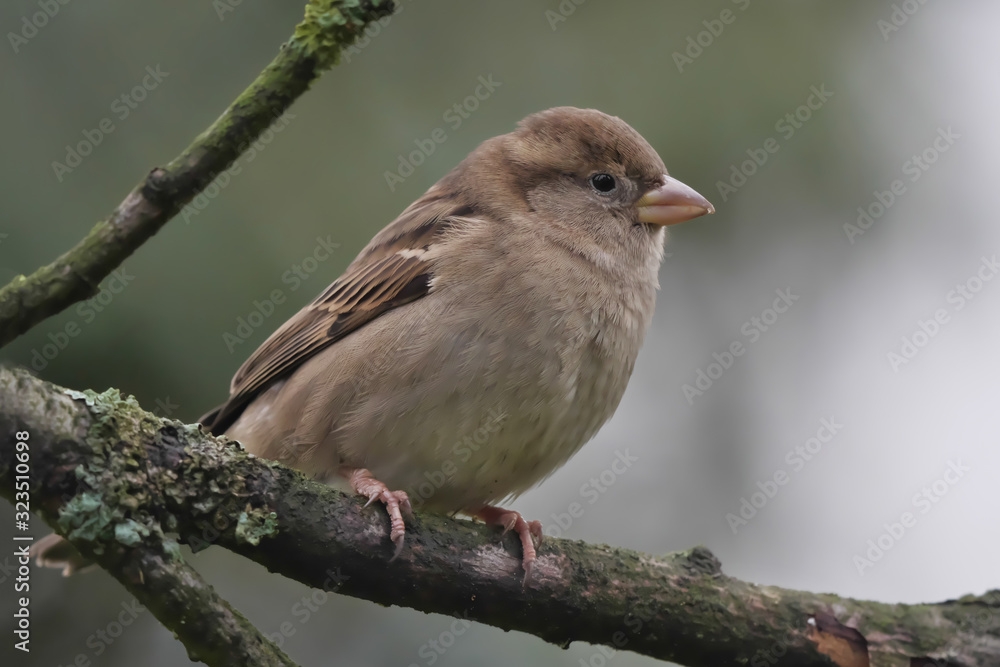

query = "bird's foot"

[344,467,412,559]
[473,505,543,586]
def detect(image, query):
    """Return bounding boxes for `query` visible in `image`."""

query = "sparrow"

[37,107,714,581]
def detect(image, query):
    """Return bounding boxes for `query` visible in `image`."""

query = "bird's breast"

[354,263,657,511]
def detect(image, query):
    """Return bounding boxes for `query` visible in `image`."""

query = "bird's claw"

[474,506,544,587]
[345,468,410,560]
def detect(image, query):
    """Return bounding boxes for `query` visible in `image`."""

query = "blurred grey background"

[2,1,998,665]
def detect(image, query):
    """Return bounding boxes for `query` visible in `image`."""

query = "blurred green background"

[3,1,999,665]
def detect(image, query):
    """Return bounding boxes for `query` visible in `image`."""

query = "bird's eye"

[589,173,617,193]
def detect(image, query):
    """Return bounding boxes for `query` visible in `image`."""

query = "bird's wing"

[201,186,475,434]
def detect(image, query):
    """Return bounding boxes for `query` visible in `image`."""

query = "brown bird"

[38,107,714,581]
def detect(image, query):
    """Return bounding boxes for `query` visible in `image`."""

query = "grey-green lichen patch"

[115,519,151,546]
[236,508,279,546]
[66,385,150,451]
[50,371,280,567]
[64,387,97,405]
[58,492,114,552]
[291,0,397,70]
[55,386,168,557]
[176,422,209,445]
[65,386,140,415]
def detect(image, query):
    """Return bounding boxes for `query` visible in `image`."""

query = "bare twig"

[0,0,398,349]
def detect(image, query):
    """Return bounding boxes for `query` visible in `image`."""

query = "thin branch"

[2,367,998,667]
[0,0,398,349]
[86,533,301,667]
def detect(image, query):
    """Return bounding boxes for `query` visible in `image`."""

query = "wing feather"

[201,192,469,434]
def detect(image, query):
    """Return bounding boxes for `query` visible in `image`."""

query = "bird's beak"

[637,175,715,226]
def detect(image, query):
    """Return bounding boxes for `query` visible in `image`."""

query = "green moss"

[291,0,397,70]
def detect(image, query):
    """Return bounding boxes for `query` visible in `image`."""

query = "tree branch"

[84,531,301,667]
[0,0,397,349]
[2,367,303,666]
[3,366,998,667]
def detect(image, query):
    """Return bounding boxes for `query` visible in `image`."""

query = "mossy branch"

[2,366,998,667]
[1,368,302,666]
[0,0,398,349]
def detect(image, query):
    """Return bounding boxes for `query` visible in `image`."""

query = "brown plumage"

[37,107,713,582]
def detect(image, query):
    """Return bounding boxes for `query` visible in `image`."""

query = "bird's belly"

[241,283,650,513]
[356,324,634,511]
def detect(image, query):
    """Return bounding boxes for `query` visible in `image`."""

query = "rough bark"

[2,367,998,667]
[2,368,302,666]
[0,0,397,349]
